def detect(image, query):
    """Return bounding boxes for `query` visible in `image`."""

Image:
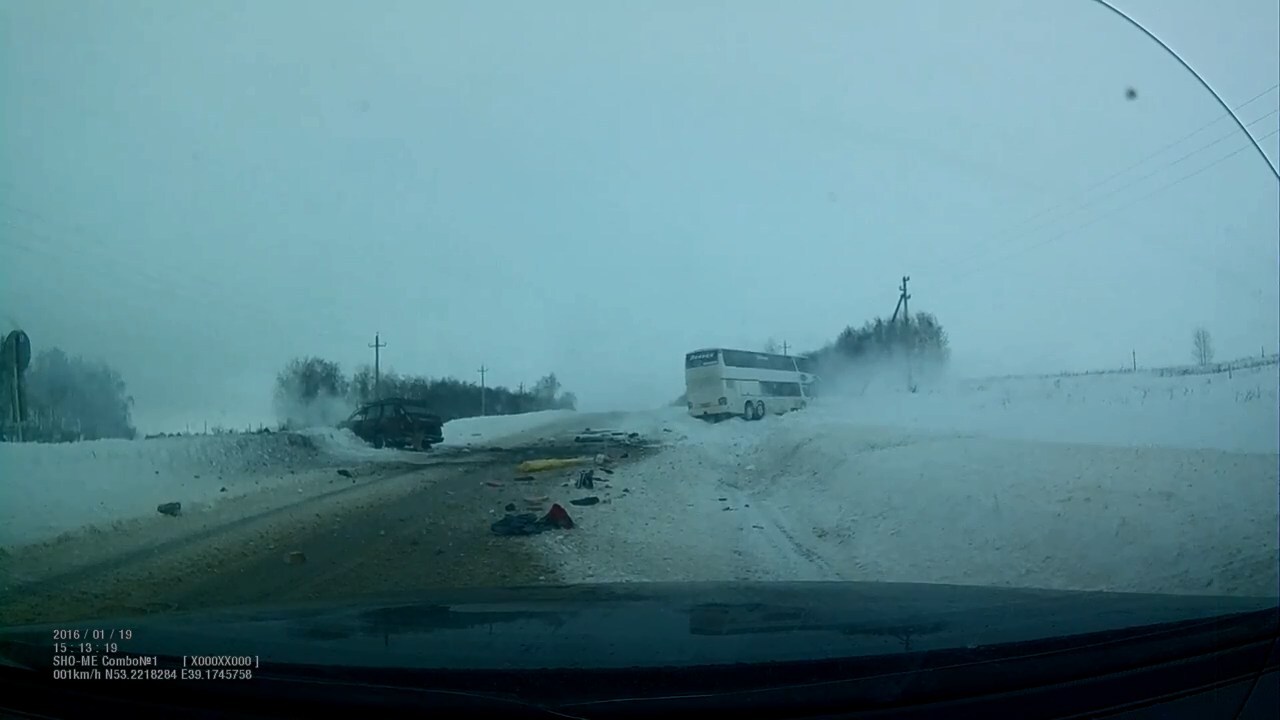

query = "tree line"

[805,311,950,371]
[273,356,577,429]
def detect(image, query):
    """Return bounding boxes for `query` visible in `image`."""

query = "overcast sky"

[2,0,1278,432]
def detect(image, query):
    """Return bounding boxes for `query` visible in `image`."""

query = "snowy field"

[538,364,1280,597]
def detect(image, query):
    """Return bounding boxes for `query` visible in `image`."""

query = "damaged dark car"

[338,398,444,451]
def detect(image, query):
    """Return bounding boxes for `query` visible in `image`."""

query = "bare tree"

[1192,327,1214,366]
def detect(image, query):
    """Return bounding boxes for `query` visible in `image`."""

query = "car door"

[362,403,384,442]
[387,403,410,442]
[344,407,368,436]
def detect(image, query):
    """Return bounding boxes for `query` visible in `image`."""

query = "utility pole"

[781,340,790,356]
[478,365,488,416]
[889,276,914,391]
[1132,350,1137,372]
[369,333,387,399]
[889,276,911,324]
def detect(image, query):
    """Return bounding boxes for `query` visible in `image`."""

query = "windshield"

[0,0,1276,671]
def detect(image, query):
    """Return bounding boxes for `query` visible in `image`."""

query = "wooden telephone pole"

[889,276,915,391]
[478,365,488,416]
[369,333,387,398]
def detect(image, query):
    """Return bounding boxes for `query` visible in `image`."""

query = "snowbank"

[0,431,354,548]
[539,370,1280,597]
[0,409,639,549]
[809,362,1279,453]
[440,410,575,446]
[439,408,700,448]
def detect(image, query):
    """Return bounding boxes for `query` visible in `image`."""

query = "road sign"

[3,330,30,373]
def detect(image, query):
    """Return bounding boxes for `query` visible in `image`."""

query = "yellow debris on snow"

[517,457,586,473]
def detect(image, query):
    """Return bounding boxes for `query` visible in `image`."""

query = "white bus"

[685,348,819,421]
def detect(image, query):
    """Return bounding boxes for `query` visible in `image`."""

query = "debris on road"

[575,469,595,489]
[518,458,585,474]
[219,486,227,493]
[544,503,574,529]
[491,513,543,536]
[490,503,575,536]
[598,467,614,475]
[504,502,517,512]
[283,551,307,565]
[570,496,600,506]
[484,481,504,488]
[337,469,353,478]
[513,475,535,482]
[594,453,609,465]
[156,502,182,517]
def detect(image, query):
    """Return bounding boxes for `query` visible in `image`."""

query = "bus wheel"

[755,401,766,419]
[743,402,756,421]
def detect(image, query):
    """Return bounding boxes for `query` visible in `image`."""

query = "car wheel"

[755,401,766,419]
[743,401,756,421]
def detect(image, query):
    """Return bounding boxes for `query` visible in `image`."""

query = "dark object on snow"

[620,452,630,459]
[627,432,640,439]
[570,496,600,506]
[219,486,227,493]
[337,469,353,478]
[574,435,609,444]
[544,503,574,529]
[1125,86,1138,100]
[490,503,575,536]
[157,502,182,517]
[513,475,535,482]
[491,513,543,536]
[718,497,727,501]
[338,398,444,451]
[575,469,594,489]
[598,467,614,475]
[283,551,307,565]
[505,502,517,512]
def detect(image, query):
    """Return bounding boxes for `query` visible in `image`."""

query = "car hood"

[1,581,1275,670]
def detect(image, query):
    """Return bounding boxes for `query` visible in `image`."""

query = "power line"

[1087,0,1279,180]
[935,126,1280,289]
[937,85,1279,262]
[1063,84,1278,201]
[928,108,1279,282]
